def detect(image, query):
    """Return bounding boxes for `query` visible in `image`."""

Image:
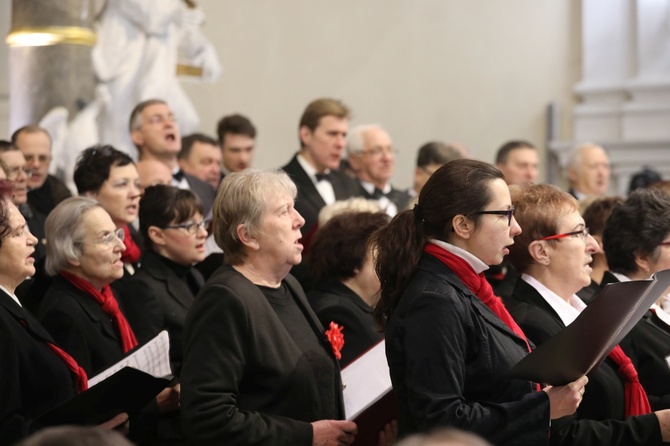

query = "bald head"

[136,159,173,193]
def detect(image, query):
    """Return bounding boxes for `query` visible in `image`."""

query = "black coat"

[307,280,383,367]
[0,290,76,444]
[181,266,345,446]
[505,277,663,445]
[386,254,550,445]
[38,275,128,376]
[121,251,203,375]
[185,173,216,216]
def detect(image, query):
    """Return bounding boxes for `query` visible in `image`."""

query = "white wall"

[0,0,580,189]
[182,0,581,189]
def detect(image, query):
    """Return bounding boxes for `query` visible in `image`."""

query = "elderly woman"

[602,187,670,411]
[122,185,207,372]
[74,145,142,279]
[0,182,126,443]
[505,183,670,445]
[181,169,357,445]
[307,211,389,366]
[372,159,586,445]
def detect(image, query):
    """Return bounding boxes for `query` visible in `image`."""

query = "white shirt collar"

[611,271,632,282]
[359,180,391,195]
[0,284,22,307]
[428,239,489,274]
[297,153,329,184]
[521,273,586,326]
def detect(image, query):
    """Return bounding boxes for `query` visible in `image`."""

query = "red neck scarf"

[608,345,651,417]
[60,270,138,353]
[121,225,141,264]
[424,243,541,390]
[47,341,89,393]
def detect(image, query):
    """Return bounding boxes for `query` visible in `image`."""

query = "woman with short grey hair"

[181,168,357,445]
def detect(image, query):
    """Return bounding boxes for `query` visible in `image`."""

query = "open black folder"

[509,269,670,386]
[37,331,173,426]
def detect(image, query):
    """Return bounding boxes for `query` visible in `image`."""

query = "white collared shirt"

[0,284,22,307]
[521,273,586,326]
[428,239,489,274]
[359,180,398,217]
[297,154,336,205]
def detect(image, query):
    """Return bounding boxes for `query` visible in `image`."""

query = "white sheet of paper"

[88,330,172,387]
[341,339,392,420]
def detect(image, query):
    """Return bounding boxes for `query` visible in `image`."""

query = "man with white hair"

[566,143,611,199]
[347,124,411,216]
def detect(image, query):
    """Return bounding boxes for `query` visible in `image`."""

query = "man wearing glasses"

[12,125,72,216]
[346,124,411,217]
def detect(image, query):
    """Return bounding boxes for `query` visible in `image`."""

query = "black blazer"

[185,173,216,216]
[121,251,203,375]
[386,254,550,445]
[27,174,72,216]
[181,266,345,446]
[601,271,670,411]
[281,154,361,235]
[38,275,128,376]
[505,277,662,445]
[307,280,383,367]
[0,290,76,444]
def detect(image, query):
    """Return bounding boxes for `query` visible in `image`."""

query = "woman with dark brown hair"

[372,159,586,445]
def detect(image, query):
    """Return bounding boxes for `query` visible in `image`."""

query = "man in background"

[495,140,539,186]
[12,125,72,216]
[216,114,256,175]
[566,142,611,199]
[179,133,222,190]
[412,141,463,196]
[347,124,410,216]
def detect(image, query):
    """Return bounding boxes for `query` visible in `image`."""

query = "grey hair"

[346,124,383,156]
[45,197,101,275]
[213,168,297,265]
[567,142,603,172]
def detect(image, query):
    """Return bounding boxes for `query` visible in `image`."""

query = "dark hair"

[179,133,219,160]
[628,167,662,195]
[73,145,134,195]
[495,140,536,165]
[372,159,503,329]
[507,184,579,274]
[603,187,670,276]
[299,98,350,148]
[139,185,204,251]
[582,196,624,237]
[11,124,52,147]
[0,180,15,247]
[310,211,389,282]
[416,141,463,168]
[0,139,16,153]
[216,114,256,146]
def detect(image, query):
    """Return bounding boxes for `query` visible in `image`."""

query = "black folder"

[37,367,170,426]
[509,269,670,385]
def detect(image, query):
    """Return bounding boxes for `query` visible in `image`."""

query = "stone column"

[7,0,96,132]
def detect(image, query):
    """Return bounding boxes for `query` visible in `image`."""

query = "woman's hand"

[97,412,129,434]
[311,419,358,446]
[655,409,670,442]
[156,383,181,413]
[543,375,588,420]
[377,420,397,446]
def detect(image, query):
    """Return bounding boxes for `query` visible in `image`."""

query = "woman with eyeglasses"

[505,183,670,445]
[602,187,670,412]
[372,159,587,445]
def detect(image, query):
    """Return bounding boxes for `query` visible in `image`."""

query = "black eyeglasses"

[471,206,515,226]
[162,219,210,235]
[538,227,590,241]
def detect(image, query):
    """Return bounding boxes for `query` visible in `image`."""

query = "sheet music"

[88,330,172,387]
[341,340,392,420]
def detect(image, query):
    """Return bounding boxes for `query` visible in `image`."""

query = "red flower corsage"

[325,321,344,360]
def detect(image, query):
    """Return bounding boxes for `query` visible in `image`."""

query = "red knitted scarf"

[121,225,141,264]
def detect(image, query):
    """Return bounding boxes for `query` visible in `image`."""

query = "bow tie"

[315,172,332,183]
[173,170,185,181]
[371,188,387,199]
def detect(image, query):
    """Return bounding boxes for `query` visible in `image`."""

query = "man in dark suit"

[129,99,216,215]
[280,98,360,237]
[346,124,411,216]
[12,125,72,216]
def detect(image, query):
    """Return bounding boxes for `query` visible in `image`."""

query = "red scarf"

[60,270,138,353]
[424,243,540,391]
[608,345,651,417]
[47,341,89,393]
[121,225,141,264]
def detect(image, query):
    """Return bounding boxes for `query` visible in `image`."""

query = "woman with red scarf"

[372,160,587,445]
[505,184,670,445]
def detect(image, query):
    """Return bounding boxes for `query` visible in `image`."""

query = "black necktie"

[173,170,185,181]
[315,172,331,183]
